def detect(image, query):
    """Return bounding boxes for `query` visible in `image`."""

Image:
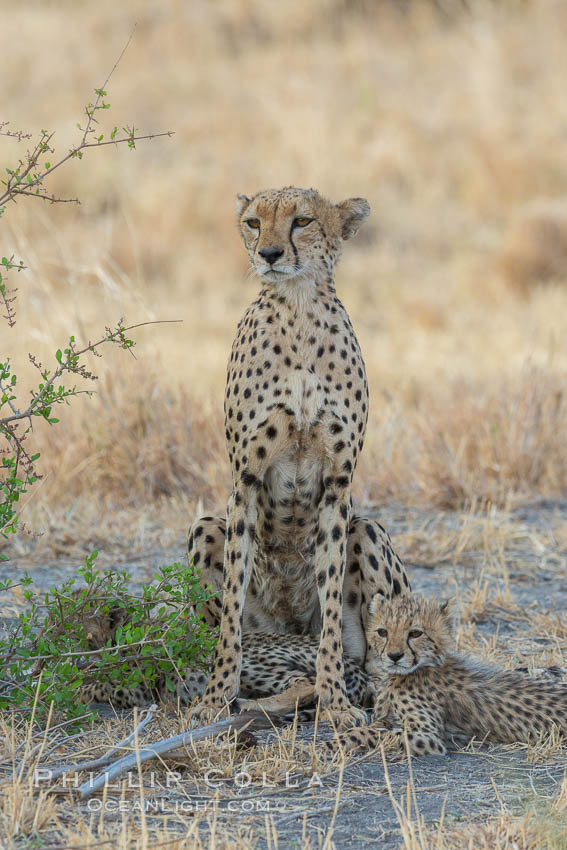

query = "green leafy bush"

[0,552,217,727]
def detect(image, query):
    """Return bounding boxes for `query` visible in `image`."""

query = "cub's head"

[236,186,369,285]
[365,595,456,677]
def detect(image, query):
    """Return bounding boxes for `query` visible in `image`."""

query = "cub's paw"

[322,727,403,759]
[233,697,260,713]
[319,729,368,756]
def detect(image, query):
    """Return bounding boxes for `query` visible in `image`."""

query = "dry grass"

[0,705,358,849]
[11,364,567,559]
[394,504,567,569]
[420,777,567,849]
[425,813,539,849]
[1,0,566,552]
[359,369,567,510]
[371,740,567,850]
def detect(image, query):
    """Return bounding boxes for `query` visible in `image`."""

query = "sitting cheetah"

[79,631,374,713]
[322,594,567,757]
[189,186,410,727]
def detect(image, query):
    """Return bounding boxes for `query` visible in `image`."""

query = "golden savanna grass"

[2,2,567,848]
[2,0,567,553]
[415,777,567,849]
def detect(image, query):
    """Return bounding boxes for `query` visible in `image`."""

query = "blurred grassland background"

[3,0,567,558]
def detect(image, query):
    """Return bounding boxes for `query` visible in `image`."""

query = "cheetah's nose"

[259,246,284,265]
[387,651,404,663]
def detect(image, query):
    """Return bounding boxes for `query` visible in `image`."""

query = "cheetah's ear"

[236,193,251,217]
[438,598,457,630]
[336,197,370,240]
[439,598,456,615]
[368,593,386,617]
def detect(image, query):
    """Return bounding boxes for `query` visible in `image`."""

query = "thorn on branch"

[0,122,33,141]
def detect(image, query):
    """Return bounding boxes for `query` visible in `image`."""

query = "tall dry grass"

[29,365,567,512]
[2,0,567,550]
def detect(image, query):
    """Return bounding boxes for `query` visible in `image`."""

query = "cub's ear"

[438,598,457,629]
[335,197,370,240]
[236,193,251,217]
[439,598,456,615]
[368,593,386,617]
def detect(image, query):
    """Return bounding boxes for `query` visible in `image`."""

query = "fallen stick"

[36,703,158,783]
[76,710,274,799]
[237,679,315,714]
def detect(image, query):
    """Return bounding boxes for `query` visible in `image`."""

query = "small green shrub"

[0,552,218,727]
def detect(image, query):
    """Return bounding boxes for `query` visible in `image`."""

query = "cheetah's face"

[365,595,455,676]
[236,186,369,285]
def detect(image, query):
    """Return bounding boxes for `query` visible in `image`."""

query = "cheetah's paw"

[188,698,233,726]
[322,703,367,730]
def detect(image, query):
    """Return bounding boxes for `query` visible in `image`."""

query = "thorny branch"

[0,27,174,212]
[0,28,175,556]
[0,320,181,427]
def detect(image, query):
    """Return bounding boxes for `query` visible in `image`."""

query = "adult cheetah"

[189,187,410,727]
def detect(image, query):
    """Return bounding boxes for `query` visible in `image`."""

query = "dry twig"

[35,703,158,784]
[75,710,275,799]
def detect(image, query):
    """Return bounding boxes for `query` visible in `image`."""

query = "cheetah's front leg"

[314,492,366,729]
[190,485,258,722]
[322,703,447,757]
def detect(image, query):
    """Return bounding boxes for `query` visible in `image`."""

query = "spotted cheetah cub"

[324,595,567,757]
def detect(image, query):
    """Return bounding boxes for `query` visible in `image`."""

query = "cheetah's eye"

[246,218,260,230]
[376,628,388,638]
[293,217,313,228]
[408,629,423,639]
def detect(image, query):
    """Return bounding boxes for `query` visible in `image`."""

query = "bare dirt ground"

[2,500,566,849]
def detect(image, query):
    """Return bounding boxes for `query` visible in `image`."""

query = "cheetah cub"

[324,594,567,757]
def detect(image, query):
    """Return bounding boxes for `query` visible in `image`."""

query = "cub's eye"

[408,629,423,639]
[376,628,388,638]
[246,218,260,229]
[293,217,312,228]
